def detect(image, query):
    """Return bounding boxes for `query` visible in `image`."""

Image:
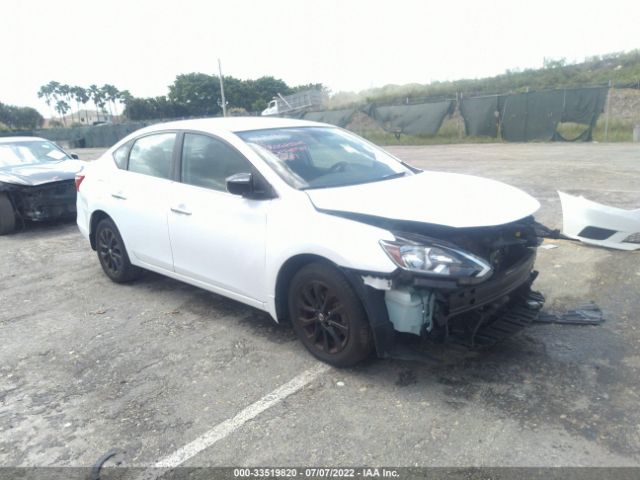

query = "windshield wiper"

[376,172,408,182]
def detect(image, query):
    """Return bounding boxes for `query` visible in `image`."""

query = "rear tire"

[288,262,373,367]
[95,217,142,283]
[0,193,16,235]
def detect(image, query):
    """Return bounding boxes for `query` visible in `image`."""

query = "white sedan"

[77,117,544,366]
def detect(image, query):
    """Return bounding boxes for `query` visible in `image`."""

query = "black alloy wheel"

[295,280,350,355]
[98,226,123,277]
[289,262,373,366]
[95,218,142,283]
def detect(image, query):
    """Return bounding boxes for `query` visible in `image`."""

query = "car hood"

[0,159,84,186]
[305,171,540,228]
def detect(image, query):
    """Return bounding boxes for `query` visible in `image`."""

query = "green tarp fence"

[460,87,608,141]
[553,87,609,141]
[282,101,453,134]
[34,127,84,143]
[83,123,150,147]
[366,100,454,136]
[500,91,563,142]
[35,122,151,148]
[459,95,499,137]
[301,108,357,128]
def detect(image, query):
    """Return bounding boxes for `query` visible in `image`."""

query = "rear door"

[107,132,177,271]
[167,132,271,304]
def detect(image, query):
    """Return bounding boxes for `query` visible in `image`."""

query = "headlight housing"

[380,236,492,282]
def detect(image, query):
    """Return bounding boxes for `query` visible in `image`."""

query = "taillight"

[75,173,85,191]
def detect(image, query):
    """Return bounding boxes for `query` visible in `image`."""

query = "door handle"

[111,192,127,200]
[170,205,192,215]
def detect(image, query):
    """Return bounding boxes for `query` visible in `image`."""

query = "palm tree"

[38,81,62,124]
[71,86,90,124]
[57,84,75,124]
[37,84,55,121]
[54,100,70,126]
[88,85,104,123]
[119,90,134,120]
[100,85,114,120]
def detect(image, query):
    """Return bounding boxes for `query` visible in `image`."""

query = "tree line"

[123,73,325,120]
[31,75,325,126]
[0,102,44,131]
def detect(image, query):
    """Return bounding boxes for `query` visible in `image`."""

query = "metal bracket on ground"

[535,302,604,325]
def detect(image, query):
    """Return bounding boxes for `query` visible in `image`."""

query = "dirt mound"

[609,88,640,124]
[345,111,386,135]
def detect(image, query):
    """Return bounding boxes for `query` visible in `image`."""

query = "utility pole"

[218,58,227,117]
[456,92,463,140]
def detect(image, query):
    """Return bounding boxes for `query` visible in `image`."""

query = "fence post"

[604,80,612,142]
[456,92,463,140]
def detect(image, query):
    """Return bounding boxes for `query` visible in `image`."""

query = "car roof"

[0,136,49,144]
[140,116,330,134]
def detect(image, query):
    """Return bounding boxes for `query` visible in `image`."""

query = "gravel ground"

[1,142,639,472]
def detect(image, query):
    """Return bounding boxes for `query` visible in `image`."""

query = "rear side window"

[128,133,176,179]
[181,133,252,191]
[112,141,131,169]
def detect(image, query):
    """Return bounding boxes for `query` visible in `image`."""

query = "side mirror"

[226,172,254,197]
[70,153,79,160]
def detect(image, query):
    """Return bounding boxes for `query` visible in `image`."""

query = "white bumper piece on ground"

[558,191,640,251]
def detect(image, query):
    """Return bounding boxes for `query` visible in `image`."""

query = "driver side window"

[181,134,252,192]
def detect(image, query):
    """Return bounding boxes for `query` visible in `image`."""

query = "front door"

[167,133,271,304]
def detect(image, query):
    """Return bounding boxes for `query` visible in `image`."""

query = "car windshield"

[0,140,70,168]
[237,127,414,189]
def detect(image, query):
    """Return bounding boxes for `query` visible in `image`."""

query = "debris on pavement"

[535,302,605,325]
[90,448,122,480]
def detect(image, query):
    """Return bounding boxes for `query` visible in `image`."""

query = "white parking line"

[138,363,330,479]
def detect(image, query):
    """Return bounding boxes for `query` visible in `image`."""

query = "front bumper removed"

[3,180,77,222]
[342,249,544,358]
[442,249,544,347]
[446,283,544,348]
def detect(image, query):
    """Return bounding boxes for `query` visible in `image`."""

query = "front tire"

[288,262,373,367]
[0,193,16,235]
[95,217,142,283]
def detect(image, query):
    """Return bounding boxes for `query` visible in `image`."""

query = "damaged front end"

[0,180,77,222]
[344,217,545,357]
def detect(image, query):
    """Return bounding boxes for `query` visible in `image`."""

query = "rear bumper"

[76,192,91,242]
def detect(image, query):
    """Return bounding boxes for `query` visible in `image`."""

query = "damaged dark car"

[0,137,84,234]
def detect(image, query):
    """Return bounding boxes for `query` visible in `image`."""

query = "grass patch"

[555,119,635,142]
[592,118,635,142]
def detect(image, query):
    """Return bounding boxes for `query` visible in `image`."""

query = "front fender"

[265,198,397,318]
